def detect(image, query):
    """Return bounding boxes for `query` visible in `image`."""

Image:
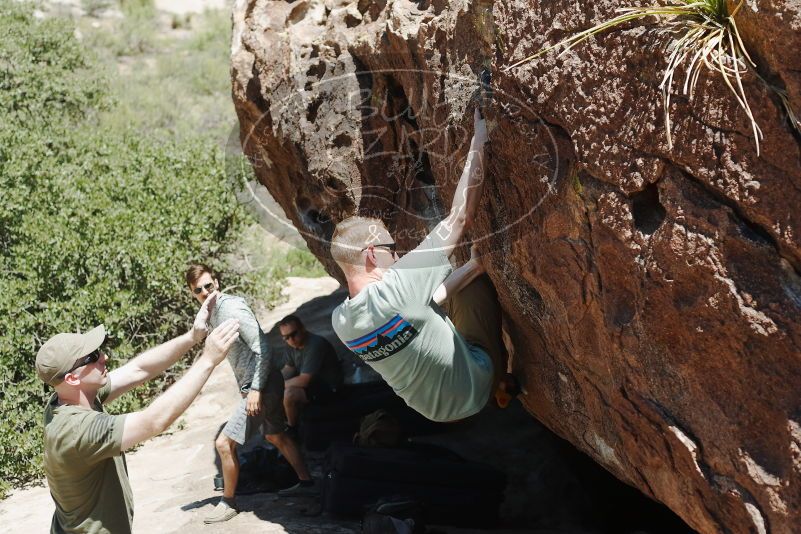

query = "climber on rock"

[330,106,518,423]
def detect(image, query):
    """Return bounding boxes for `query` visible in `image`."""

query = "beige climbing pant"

[445,274,506,389]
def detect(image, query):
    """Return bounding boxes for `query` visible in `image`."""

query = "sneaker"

[277,479,319,497]
[203,499,239,524]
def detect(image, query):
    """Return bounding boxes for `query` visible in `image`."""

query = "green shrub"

[79,0,158,58]
[86,7,235,142]
[0,5,107,125]
[0,0,248,497]
[230,225,328,308]
[81,0,114,17]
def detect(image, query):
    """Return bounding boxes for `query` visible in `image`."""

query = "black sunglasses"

[282,330,299,341]
[360,242,397,253]
[59,346,105,379]
[192,282,215,295]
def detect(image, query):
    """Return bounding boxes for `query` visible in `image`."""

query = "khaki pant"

[445,274,505,389]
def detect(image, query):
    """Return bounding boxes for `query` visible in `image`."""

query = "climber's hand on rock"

[473,107,488,146]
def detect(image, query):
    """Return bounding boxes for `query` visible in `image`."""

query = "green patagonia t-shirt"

[332,235,493,422]
[43,381,132,534]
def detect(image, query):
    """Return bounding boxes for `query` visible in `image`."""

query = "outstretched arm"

[106,292,219,403]
[120,318,239,451]
[431,107,488,256]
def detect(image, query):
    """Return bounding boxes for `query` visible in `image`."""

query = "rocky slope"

[230,1,801,532]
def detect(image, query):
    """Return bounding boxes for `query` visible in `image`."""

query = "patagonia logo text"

[345,314,418,363]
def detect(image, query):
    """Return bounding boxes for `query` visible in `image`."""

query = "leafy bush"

[0,0,248,497]
[230,225,328,310]
[81,0,114,17]
[84,6,235,142]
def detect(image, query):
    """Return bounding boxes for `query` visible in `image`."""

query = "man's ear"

[364,246,379,269]
[214,278,220,290]
[63,373,81,386]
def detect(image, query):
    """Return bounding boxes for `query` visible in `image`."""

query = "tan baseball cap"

[35,325,106,386]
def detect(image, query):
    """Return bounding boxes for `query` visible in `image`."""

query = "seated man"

[330,108,515,423]
[278,314,344,430]
[185,264,317,524]
[37,294,239,534]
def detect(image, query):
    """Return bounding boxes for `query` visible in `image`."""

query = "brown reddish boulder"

[231,1,801,532]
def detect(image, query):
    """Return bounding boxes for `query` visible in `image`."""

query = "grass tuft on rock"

[507,0,800,155]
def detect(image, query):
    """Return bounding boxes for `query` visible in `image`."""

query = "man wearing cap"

[37,292,239,534]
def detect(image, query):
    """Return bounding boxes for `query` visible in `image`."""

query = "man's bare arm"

[432,258,485,306]
[106,333,196,403]
[281,364,297,380]
[431,107,488,256]
[107,292,218,403]
[120,319,239,451]
[285,373,313,389]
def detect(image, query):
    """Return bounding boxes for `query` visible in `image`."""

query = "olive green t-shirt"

[43,382,132,534]
[284,333,343,389]
[331,235,493,422]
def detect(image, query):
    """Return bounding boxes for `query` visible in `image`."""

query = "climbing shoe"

[494,373,521,409]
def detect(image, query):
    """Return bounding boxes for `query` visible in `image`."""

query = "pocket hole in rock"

[307,97,323,122]
[333,133,352,148]
[631,183,666,236]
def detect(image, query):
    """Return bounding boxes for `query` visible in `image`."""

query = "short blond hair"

[331,216,385,268]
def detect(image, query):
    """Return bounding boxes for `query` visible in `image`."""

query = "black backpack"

[354,409,403,447]
[236,446,298,494]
